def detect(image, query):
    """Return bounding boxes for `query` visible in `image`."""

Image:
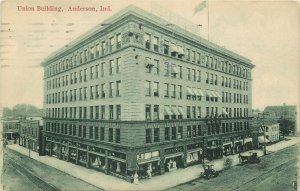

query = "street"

[2,148,103,191]
[165,144,298,191]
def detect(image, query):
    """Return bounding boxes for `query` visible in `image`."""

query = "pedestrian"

[133,171,139,185]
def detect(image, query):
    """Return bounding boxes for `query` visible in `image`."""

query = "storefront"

[222,140,233,156]
[164,147,184,172]
[69,142,77,163]
[206,140,222,160]
[187,143,203,164]
[89,146,106,171]
[107,151,127,177]
[234,138,243,153]
[137,150,160,179]
[243,137,253,151]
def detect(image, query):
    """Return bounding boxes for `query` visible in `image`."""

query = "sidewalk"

[7,136,300,191]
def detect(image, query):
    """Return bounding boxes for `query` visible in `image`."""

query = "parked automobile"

[200,164,219,179]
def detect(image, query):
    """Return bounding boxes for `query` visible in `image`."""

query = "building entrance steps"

[7,136,299,191]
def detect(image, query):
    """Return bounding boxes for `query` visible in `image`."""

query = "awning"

[171,66,180,74]
[145,58,154,68]
[206,146,218,149]
[178,107,184,115]
[206,90,213,97]
[192,88,200,96]
[197,89,205,96]
[258,136,270,143]
[187,88,195,96]
[137,157,160,165]
[108,156,126,163]
[177,46,185,55]
[187,148,203,154]
[171,106,180,115]
[234,139,243,143]
[164,106,173,115]
[170,44,179,53]
[223,142,232,146]
[214,91,222,98]
[244,137,253,143]
[165,153,183,160]
[210,91,218,98]
[222,108,228,115]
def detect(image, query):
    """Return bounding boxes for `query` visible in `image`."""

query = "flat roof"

[41,5,253,67]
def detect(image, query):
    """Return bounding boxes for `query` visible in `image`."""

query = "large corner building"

[41,5,255,181]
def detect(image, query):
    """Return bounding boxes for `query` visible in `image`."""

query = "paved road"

[166,144,298,191]
[2,148,103,191]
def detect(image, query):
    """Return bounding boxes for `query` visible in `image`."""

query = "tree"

[1,104,43,119]
[278,118,295,136]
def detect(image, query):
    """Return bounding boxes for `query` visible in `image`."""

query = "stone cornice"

[41,5,254,69]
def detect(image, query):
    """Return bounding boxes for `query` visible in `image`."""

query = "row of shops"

[42,135,253,181]
[19,136,39,152]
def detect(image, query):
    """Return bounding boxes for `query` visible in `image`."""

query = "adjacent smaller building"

[19,117,43,153]
[263,123,280,143]
[2,120,20,144]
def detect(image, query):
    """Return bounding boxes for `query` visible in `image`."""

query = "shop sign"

[165,147,183,155]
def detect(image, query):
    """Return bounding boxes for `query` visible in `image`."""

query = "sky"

[0,0,299,111]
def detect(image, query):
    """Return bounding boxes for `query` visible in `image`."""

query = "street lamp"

[257,112,269,155]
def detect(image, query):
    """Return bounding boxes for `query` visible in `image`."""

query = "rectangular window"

[101,62,105,77]
[167,84,174,99]
[83,126,86,138]
[84,69,87,82]
[109,37,114,52]
[187,126,191,138]
[109,82,114,97]
[165,127,170,141]
[145,81,151,96]
[164,62,169,76]
[145,104,151,120]
[116,57,121,73]
[164,83,169,97]
[100,127,104,140]
[94,126,99,139]
[109,128,113,142]
[187,68,191,80]
[146,129,152,143]
[101,105,105,119]
[153,105,159,120]
[109,60,114,75]
[90,86,94,99]
[90,66,94,80]
[109,105,114,120]
[115,128,120,143]
[153,82,159,97]
[187,106,191,119]
[95,106,99,119]
[96,44,100,57]
[116,81,121,96]
[116,105,121,120]
[116,33,121,49]
[89,126,93,139]
[164,41,169,55]
[178,85,182,99]
[171,127,176,140]
[154,128,160,142]
[101,83,105,98]
[143,32,151,48]
[90,106,94,119]
[153,36,159,51]
[197,125,202,136]
[177,126,183,139]
[78,125,82,137]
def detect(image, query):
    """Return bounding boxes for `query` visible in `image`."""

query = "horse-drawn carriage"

[200,164,219,179]
[239,152,260,165]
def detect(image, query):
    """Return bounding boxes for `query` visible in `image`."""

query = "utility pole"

[258,112,269,155]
